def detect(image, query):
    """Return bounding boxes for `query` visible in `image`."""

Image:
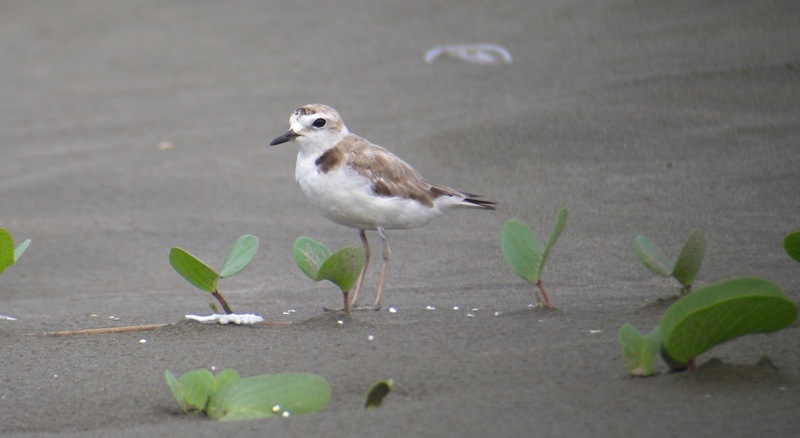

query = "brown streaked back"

[315,133,496,209]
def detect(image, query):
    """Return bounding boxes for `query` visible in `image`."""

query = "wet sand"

[1,1,799,436]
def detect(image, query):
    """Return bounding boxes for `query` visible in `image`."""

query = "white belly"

[295,153,442,230]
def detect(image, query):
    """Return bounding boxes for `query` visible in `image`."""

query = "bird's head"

[269,104,349,155]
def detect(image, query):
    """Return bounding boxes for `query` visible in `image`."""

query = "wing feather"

[336,134,496,210]
[341,135,437,207]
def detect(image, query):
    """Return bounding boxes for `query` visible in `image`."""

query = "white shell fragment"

[426,305,436,310]
[389,307,397,314]
[185,313,264,325]
[425,43,513,65]
[0,315,17,321]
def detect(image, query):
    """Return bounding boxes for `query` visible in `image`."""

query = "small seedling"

[169,235,259,314]
[293,237,365,317]
[0,228,30,276]
[634,229,706,294]
[364,378,394,408]
[501,208,568,308]
[165,368,331,421]
[620,277,797,375]
[785,231,800,263]
[618,324,660,377]
[659,277,797,371]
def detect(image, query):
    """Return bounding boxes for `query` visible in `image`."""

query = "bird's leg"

[373,227,392,311]
[350,229,370,307]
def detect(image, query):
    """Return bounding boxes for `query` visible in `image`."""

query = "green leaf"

[207,373,331,421]
[293,237,332,281]
[660,277,798,363]
[165,369,216,413]
[317,246,365,292]
[785,231,800,263]
[165,371,187,412]
[182,369,216,412]
[0,228,15,274]
[364,378,394,408]
[633,235,674,277]
[219,235,259,278]
[169,247,219,293]
[14,239,31,263]
[214,369,241,392]
[671,229,706,287]
[618,324,660,377]
[539,208,568,274]
[660,344,688,372]
[501,219,544,283]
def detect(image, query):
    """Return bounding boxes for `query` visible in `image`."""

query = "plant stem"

[536,280,553,309]
[212,290,234,314]
[38,324,167,336]
[343,290,351,317]
[34,320,293,336]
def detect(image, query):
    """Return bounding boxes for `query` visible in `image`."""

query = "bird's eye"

[312,118,326,128]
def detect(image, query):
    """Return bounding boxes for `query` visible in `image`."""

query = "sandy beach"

[1,0,799,436]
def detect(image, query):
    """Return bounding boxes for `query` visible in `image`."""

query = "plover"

[270,104,496,311]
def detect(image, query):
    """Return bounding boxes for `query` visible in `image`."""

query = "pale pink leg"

[373,227,391,311]
[350,229,370,306]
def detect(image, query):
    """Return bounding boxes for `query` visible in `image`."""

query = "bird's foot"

[322,306,347,313]
[351,304,381,312]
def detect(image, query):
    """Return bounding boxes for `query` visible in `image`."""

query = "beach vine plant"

[501,208,568,308]
[658,277,797,371]
[165,368,331,421]
[621,231,799,376]
[0,228,30,277]
[293,237,365,317]
[169,235,259,314]
[364,378,394,409]
[634,229,706,294]
[618,325,661,377]
[620,277,797,376]
[785,231,800,264]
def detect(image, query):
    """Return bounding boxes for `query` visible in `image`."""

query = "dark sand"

[2,0,799,436]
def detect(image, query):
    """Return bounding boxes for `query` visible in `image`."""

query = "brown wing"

[340,134,439,208]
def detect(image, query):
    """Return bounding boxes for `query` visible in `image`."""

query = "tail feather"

[462,195,497,210]
[430,184,497,210]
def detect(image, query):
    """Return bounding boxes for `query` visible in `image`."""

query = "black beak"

[269,130,299,146]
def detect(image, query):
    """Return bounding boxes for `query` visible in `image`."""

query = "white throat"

[295,123,349,158]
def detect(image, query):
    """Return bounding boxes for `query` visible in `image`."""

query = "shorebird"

[269,104,496,311]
